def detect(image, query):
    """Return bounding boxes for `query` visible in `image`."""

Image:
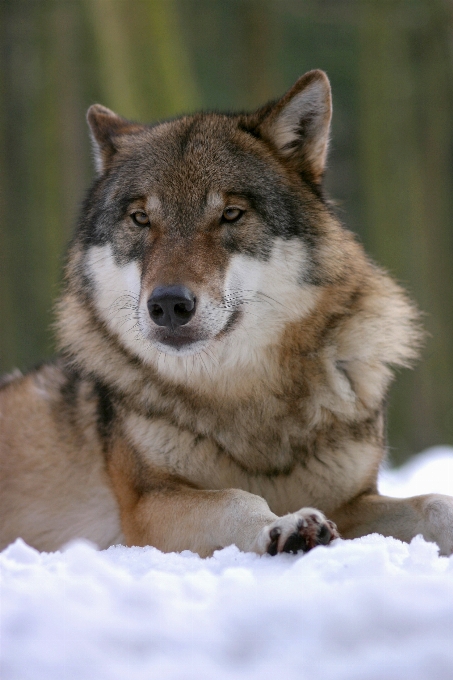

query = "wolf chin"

[1,70,453,557]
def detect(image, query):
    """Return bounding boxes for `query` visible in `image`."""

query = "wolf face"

[78,71,334,377]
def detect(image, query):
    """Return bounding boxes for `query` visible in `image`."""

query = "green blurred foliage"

[1,0,452,463]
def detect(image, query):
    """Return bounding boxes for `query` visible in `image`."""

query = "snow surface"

[1,448,453,680]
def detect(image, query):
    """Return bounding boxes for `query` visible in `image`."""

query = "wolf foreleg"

[110,479,339,556]
[121,484,279,557]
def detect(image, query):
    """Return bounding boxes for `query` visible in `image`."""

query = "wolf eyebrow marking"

[146,196,161,212]
[206,192,223,210]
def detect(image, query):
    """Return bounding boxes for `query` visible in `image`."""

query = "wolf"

[1,70,452,557]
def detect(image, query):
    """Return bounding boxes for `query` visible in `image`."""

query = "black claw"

[282,532,309,554]
[316,523,332,545]
[267,539,279,556]
[267,527,281,556]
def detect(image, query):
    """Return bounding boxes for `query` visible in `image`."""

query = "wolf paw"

[421,494,453,556]
[259,508,339,556]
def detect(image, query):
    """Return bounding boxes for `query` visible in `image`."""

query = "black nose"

[147,285,196,328]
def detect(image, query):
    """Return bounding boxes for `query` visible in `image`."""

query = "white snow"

[1,447,453,680]
[379,446,453,498]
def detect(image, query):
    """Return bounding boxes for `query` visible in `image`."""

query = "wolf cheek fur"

[1,69,453,556]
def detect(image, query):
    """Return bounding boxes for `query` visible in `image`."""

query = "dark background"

[1,0,452,465]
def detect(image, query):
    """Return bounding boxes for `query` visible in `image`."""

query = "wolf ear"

[258,70,332,183]
[87,104,136,174]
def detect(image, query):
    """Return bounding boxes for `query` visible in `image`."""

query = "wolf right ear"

[87,105,137,174]
[258,70,332,183]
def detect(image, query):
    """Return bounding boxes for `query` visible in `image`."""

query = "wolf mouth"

[153,307,242,355]
[152,326,210,355]
[158,334,202,350]
[154,338,210,358]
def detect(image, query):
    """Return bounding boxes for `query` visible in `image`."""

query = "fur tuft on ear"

[86,105,137,174]
[259,70,332,182]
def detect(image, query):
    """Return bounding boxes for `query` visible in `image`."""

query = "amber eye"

[222,207,244,222]
[131,211,150,227]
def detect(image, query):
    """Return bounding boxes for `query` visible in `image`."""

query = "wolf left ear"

[87,104,137,174]
[258,70,332,183]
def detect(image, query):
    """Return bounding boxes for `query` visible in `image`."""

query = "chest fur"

[119,395,381,516]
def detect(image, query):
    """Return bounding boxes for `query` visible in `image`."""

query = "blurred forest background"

[1,0,453,465]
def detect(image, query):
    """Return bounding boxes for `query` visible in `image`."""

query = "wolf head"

[64,70,366,383]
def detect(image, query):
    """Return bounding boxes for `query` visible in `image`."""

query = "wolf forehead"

[88,113,314,224]
[115,115,275,185]
[86,70,332,213]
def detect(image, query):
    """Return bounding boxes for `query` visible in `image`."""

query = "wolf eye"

[131,211,150,227]
[222,207,244,222]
